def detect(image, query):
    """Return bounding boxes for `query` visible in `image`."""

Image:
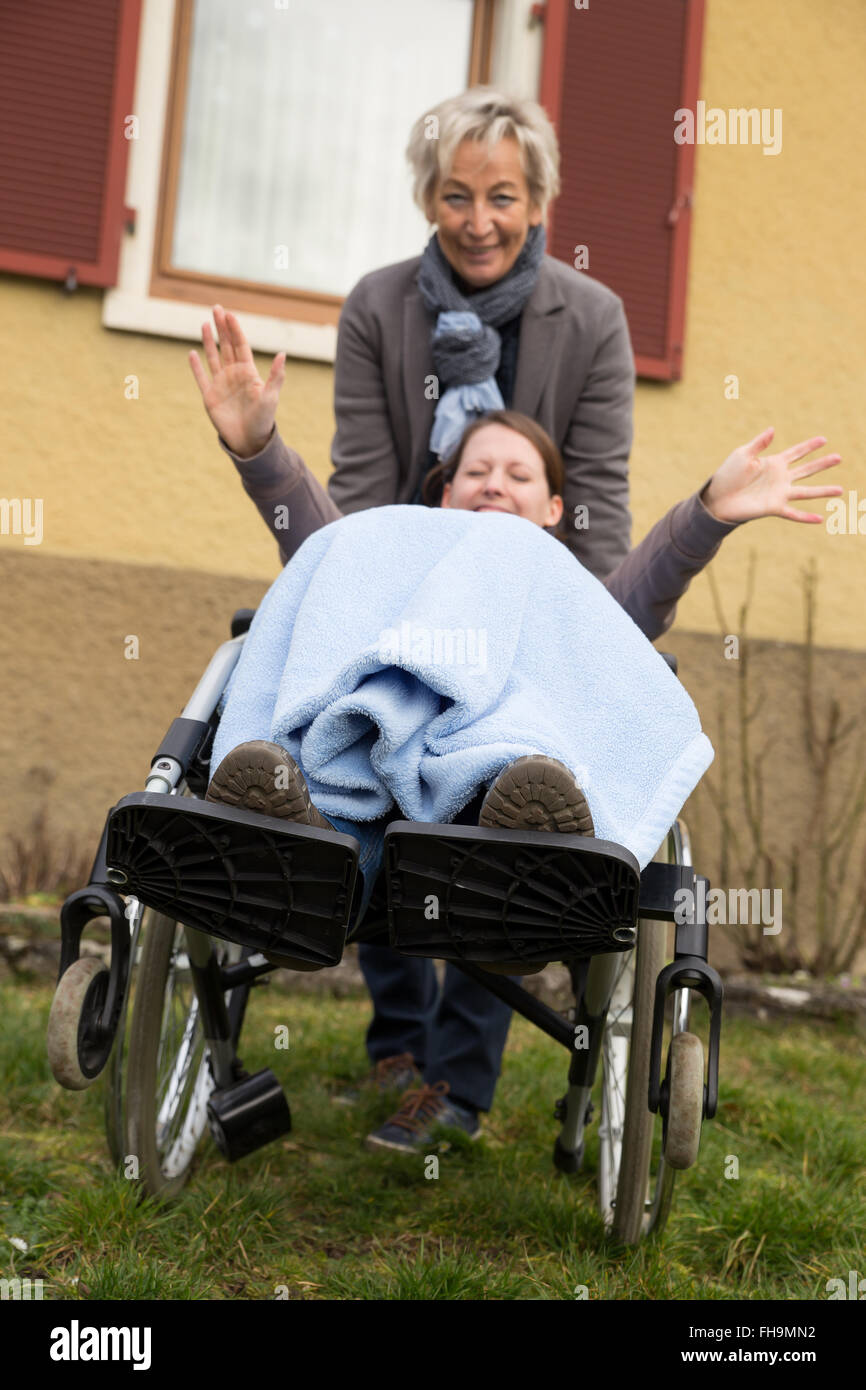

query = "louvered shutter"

[541,0,705,379]
[0,0,142,288]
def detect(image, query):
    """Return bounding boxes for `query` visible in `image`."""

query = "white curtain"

[172,0,474,296]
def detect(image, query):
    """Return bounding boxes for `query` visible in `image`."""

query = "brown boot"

[479,754,594,836]
[206,739,333,970]
[478,754,594,976]
[206,739,332,829]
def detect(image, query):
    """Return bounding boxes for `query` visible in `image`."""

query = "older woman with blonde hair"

[191,85,638,1154]
[197,85,635,575]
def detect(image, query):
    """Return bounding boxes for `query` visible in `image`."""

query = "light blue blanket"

[211,506,713,871]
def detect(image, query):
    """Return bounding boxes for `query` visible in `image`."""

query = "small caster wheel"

[663,1031,705,1170]
[47,957,111,1090]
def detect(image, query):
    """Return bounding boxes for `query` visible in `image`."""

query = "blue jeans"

[334,790,519,1114]
[325,812,389,922]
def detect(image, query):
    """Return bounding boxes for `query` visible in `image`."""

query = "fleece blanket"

[211,506,714,870]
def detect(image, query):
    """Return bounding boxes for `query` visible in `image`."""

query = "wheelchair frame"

[47,611,723,1245]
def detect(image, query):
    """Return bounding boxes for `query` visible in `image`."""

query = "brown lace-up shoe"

[331,1052,421,1107]
[364,1080,480,1153]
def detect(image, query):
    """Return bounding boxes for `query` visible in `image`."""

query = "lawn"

[1,977,863,1301]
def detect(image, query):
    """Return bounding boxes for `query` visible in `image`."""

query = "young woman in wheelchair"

[190,324,841,976]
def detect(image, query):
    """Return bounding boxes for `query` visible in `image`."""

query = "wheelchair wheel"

[124,908,247,1199]
[597,915,666,1239]
[46,957,112,1091]
[661,1030,704,1170]
[598,820,698,1244]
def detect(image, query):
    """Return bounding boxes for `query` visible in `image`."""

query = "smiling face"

[427,135,543,289]
[440,422,563,528]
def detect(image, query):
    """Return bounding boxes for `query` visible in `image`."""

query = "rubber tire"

[47,957,110,1091]
[125,910,212,1200]
[663,1031,704,1171]
[610,919,667,1244]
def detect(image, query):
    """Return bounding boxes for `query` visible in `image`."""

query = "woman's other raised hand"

[702,427,842,525]
[189,305,286,458]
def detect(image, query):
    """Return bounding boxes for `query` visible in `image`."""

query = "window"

[151,0,495,326]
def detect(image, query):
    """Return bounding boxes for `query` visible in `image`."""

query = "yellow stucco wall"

[2,0,864,648]
[630,0,866,650]
[0,275,336,580]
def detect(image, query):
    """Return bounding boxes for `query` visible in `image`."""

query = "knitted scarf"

[416,223,546,459]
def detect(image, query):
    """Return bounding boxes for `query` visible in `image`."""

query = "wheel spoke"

[597,949,634,1222]
[124,897,247,1193]
[598,826,683,1241]
[151,927,214,1175]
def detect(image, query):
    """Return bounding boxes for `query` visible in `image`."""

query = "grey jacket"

[327,252,636,579]
[220,426,742,643]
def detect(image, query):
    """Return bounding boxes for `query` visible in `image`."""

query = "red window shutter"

[0,0,142,288]
[540,0,705,380]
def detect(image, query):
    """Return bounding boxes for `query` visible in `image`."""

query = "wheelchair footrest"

[384,822,641,968]
[105,792,359,966]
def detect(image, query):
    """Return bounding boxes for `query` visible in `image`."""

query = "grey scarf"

[416,224,547,457]
[417,222,546,386]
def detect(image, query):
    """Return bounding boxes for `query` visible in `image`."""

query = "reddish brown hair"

[423,409,564,500]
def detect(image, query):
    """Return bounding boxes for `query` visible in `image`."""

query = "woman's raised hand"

[189,305,286,458]
[702,427,843,525]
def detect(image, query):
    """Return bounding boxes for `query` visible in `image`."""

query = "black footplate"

[384,822,641,968]
[105,792,359,966]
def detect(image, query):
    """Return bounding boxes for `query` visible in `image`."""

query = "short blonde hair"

[405,86,561,221]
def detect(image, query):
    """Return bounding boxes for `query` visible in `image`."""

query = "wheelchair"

[46,610,722,1246]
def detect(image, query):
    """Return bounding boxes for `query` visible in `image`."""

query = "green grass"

[1,979,863,1301]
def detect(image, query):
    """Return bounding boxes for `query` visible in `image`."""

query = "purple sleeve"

[218,425,343,566]
[603,479,744,640]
